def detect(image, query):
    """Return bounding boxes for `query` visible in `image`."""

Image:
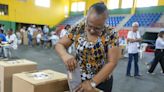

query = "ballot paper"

[6,60,22,64]
[31,72,49,80]
[67,64,82,92]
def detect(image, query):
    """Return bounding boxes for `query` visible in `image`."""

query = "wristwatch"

[90,79,97,88]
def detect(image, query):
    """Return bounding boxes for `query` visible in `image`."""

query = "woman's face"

[86,9,107,36]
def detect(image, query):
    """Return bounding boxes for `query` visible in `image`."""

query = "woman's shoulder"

[103,25,117,36]
[68,19,85,35]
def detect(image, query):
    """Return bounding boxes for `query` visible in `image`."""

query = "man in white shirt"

[3,29,18,58]
[43,25,49,34]
[27,25,36,47]
[148,29,164,75]
[126,22,142,77]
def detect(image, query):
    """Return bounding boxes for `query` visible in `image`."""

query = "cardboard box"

[23,31,28,45]
[13,70,69,92]
[32,31,39,46]
[0,59,37,92]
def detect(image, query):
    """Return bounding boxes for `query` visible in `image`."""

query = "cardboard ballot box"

[13,70,69,92]
[23,31,28,45]
[0,59,37,92]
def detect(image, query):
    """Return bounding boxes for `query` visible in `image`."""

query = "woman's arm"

[55,36,72,58]
[55,36,77,71]
[92,46,120,85]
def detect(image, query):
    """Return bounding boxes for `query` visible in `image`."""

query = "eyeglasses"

[85,20,105,32]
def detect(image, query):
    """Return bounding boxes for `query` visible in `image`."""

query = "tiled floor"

[13,46,164,92]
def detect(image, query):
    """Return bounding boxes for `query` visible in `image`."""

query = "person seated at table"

[0,29,7,57]
[0,29,7,42]
[3,29,18,58]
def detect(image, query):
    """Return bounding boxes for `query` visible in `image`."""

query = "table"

[0,43,10,58]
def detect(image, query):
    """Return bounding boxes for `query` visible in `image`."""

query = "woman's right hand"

[62,54,77,72]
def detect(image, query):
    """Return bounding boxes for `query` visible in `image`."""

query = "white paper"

[31,72,49,80]
[6,61,21,64]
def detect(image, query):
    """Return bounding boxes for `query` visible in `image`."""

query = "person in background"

[36,27,42,46]
[55,3,119,92]
[50,27,60,47]
[119,36,126,46]
[60,25,73,53]
[27,25,36,47]
[0,29,7,57]
[0,24,4,30]
[0,29,7,42]
[148,29,164,75]
[0,38,2,58]
[60,24,71,38]
[43,25,49,34]
[126,22,142,77]
[20,26,26,45]
[20,26,26,33]
[42,25,50,48]
[3,29,17,58]
[16,29,22,45]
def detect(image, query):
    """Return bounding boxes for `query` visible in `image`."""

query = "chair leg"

[140,51,143,59]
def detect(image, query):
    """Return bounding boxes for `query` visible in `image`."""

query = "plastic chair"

[139,43,148,59]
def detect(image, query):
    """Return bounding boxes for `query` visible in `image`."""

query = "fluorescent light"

[137,0,158,7]
[108,0,119,9]
[121,0,133,8]
[65,6,69,17]
[35,0,50,8]
[71,2,85,12]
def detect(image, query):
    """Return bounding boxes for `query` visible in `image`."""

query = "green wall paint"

[109,8,131,14]
[0,20,16,32]
[70,12,83,16]
[108,6,164,15]
[136,6,164,14]
[70,6,164,15]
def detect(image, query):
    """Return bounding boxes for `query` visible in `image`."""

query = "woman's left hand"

[75,80,95,92]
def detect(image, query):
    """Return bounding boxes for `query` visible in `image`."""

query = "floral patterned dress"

[67,20,118,81]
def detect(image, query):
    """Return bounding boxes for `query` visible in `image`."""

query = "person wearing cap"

[126,22,142,77]
[148,29,164,75]
[27,25,36,47]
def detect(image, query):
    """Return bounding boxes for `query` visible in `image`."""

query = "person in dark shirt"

[0,29,7,57]
[0,29,7,42]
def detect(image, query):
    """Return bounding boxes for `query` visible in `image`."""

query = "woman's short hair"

[65,24,71,29]
[89,2,108,14]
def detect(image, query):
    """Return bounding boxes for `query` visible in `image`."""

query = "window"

[107,0,119,9]
[64,6,69,17]
[137,0,158,7]
[35,0,50,8]
[71,2,85,12]
[0,4,8,15]
[121,0,133,8]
